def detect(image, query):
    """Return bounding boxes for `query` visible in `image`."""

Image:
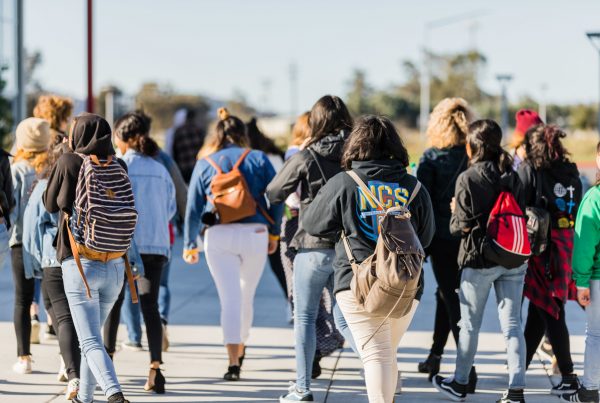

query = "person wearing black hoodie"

[519,125,582,396]
[433,120,528,403]
[302,115,435,403]
[267,95,351,402]
[43,113,131,403]
[416,98,471,381]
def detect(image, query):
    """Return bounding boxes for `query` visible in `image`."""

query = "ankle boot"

[418,353,441,381]
[467,366,478,394]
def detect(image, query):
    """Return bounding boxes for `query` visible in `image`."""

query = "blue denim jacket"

[184,145,283,250]
[22,179,144,279]
[121,149,176,258]
[10,160,38,247]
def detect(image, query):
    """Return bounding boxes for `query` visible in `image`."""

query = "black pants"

[139,254,166,363]
[268,242,288,299]
[104,277,126,355]
[525,300,574,375]
[428,237,462,357]
[11,246,34,357]
[42,267,81,379]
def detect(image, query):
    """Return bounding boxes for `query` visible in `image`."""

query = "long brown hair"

[291,112,311,146]
[12,149,48,174]
[467,119,513,174]
[307,95,352,145]
[524,124,570,170]
[198,108,248,159]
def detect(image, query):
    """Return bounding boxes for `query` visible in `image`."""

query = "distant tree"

[346,69,374,116]
[0,66,13,147]
[570,104,597,130]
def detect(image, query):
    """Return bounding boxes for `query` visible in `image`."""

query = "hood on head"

[69,113,114,157]
[309,130,348,162]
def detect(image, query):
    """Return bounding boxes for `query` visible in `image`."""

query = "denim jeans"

[333,302,358,355]
[455,265,527,390]
[122,281,142,344]
[584,280,600,390]
[159,258,171,322]
[293,248,335,391]
[62,257,124,403]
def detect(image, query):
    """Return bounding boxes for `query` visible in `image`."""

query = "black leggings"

[268,243,288,299]
[427,237,462,357]
[11,246,34,357]
[525,300,574,375]
[42,267,81,379]
[104,277,126,356]
[139,254,166,363]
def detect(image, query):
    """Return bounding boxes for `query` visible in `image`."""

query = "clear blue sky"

[4,0,600,113]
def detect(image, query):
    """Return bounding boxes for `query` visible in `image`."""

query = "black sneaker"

[561,387,600,403]
[311,355,322,379]
[553,374,581,395]
[418,353,441,381]
[432,375,467,402]
[467,366,477,394]
[224,365,240,381]
[497,389,525,403]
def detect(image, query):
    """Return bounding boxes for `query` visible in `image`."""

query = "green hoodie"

[573,185,600,288]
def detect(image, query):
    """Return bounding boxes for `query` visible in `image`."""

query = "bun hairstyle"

[524,124,570,170]
[198,107,248,158]
[467,119,513,174]
[114,110,159,157]
[427,97,472,149]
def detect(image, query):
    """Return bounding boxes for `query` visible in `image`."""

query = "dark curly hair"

[524,124,570,170]
[341,115,409,170]
[114,110,159,157]
[467,119,513,173]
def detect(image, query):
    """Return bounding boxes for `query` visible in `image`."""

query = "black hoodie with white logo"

[43,114,125,263]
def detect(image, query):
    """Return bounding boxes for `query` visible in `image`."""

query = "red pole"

[86,0,94,112]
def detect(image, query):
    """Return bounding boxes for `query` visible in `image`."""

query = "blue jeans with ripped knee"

[455,265,527,390]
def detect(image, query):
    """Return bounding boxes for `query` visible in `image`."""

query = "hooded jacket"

[43,114,123,263]
[0,150,14,227]
[302,159,435,295]
[266,131,347,249]
[417,145,468,240]
[450,161,525,269]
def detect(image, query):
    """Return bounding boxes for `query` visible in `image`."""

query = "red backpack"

[483,191,531,268]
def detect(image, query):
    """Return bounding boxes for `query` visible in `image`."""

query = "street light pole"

[15,0,24,123]
[86,0,94,112]
[587,32,600,136]
[496,74,513,141]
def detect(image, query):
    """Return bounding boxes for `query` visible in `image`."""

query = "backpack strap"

[123,257,139,304]
[204,156,223,174]
[346,170,386,211]
[89,155,113,167]
[233,149,252,170]
[65,214,92,299]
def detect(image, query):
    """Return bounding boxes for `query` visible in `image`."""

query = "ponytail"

[114,110,159,157]
[198,107,248,159]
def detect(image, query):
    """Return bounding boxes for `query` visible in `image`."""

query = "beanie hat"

[511,109,543,148]
[15,117,51,152]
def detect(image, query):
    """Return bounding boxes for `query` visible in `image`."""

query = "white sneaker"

[31,319,41,344]
[65,378,80,400]
[57,356,68,382]
[395,371,402,394]
[12,358,32,374]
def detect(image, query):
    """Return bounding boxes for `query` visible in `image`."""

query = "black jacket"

[517,160,582,229]
[451,161,525,269]
[302,159,435,295]
[417,145,468,240]
[43,115,125,263]
[266,131,347,249]
[0,150,14,227]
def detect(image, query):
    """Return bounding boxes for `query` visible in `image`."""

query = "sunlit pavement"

[0,238,586,402]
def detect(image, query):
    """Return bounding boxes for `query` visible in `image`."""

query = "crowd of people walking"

[1,92,599,403]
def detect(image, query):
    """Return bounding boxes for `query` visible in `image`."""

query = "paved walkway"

[0,239,587,402]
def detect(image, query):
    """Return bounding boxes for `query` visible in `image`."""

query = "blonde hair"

[33,95,73,131]
[291,112,311,146]
[426,97,472,149]
[197,107,248,159]
[12,149,49,174]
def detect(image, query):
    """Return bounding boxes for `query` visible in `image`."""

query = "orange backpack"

[205,149,273,225]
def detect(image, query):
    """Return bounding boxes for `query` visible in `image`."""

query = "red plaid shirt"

[524,228,577,319]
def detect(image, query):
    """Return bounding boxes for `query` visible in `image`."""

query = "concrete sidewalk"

[0,239,587,402]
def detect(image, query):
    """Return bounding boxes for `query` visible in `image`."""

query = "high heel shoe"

[467,366,478,394]
[239,347,247,368]
[418,353,441,382]
[144,367,166,394]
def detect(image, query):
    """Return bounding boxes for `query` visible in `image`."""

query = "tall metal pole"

[86,0,94,112]
[15,0,24,123]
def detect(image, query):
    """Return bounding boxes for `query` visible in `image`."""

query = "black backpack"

[526,170,550,256]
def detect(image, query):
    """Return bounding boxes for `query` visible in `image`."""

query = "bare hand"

[183,250,199,264]
[450,197,456,213]
[578,288,591,307]
[268,239,278,255]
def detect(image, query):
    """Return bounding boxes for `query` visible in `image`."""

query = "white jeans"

[337,290,418,403]
[204,223,268,344]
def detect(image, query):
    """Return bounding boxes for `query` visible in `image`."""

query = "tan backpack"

[205,149,273,225]
[342,171,425,348]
